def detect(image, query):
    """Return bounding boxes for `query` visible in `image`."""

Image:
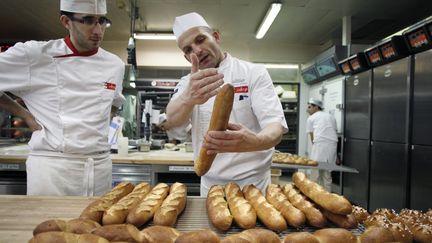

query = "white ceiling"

[1,0,431,61]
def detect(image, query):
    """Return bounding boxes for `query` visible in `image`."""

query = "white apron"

[26,151,111,196]
[309,141,337,192]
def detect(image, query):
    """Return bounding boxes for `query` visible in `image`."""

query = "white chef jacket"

[172,53,288,196]
[306,110,337,162]
[0,36,125,195]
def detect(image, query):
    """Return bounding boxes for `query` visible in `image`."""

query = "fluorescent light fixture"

[134,33,176,40]
[255,2,282,39]
[263,63,298,69]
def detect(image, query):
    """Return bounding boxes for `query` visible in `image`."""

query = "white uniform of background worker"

[0,0,125,196]
[306,98,338,192]
[166,12,288,196]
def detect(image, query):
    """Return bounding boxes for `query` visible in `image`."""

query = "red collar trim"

[55,35,98,58]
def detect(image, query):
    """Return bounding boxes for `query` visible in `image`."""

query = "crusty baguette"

[153,182,187,226]
[174,229,220,243]
[266,184,306,228]
[33,218,101,235]
[282,184,327,228]
[283,232,320,243]
[283,228,357,243]
[242,184,287,232]
[126,183,170,227]
[80,182,135,223]
[91,224,146,243]
[322,209,358,229]
[222,228,280,243]
[292,172,352,215]
[195,83,234,176]
[141,225,180,243]
[224,182,256,229]
[103,182,151,225]
[29,232,109,243]
[207,185,233,231]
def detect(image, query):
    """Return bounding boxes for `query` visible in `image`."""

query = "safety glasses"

[69,15,112,28]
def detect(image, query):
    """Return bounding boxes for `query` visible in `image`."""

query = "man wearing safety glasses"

[0,0,125,196]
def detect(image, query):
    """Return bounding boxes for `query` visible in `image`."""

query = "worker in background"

[306,98,338,192]
[0,0,125,196]
[166,12,288,196]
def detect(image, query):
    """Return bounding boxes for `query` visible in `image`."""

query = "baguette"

[322,209,358,229]
[195,83,234,176]
[29,232,109,243]
[224,182,256,229]
[174,229,220,243]
[292,172,352,215]
[207,185,233,231]
[283,228,357,243]
[282,184,327,228]
[141,225,180,243]
[153,182,187,226]
[103,182,151,225]
[266,184,306,228]
[80,182,135,223]
[242,184,287,232]
[91,224,146,243]
[126,183,170,227]
[221,228,280,243]
[33,218,101,235]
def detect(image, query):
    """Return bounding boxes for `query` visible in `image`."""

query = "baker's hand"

[181,53,224,106]
[202,123,261,154]
[24,116,42,132]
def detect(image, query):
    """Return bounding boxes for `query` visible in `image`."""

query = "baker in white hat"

[166,12,288,196]
[306,98,338,191]
[0,0,125,196]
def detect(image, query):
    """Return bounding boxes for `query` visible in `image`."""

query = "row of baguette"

[272,153,318,166]
[28,171,431,242]
[207,171,358,232]
[29,220,428,243]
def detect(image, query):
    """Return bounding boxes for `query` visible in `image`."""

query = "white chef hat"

[173,12,210,40]
[308,98,323,109]
[60,0,107,15]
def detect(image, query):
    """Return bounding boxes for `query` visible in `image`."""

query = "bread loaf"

[322,209,358,229]
[282,184,326,228]
[126,183,170,227]
[80,182,135,223]
[29,232,109,243]
[207,185,233,231]
[174,229,220,243]
[222,228,280,243]
[224,182,256,229]
[242,184,287,232]
[359,225,395,243]
[153,182,187,226]
[141,225,180,243]
[195,83,234,176]
[33,218,101,235]
[91,224,146,243]
[411,224,432,243]
[351,205,370,224]
[266,184,306,228]
[283,232,320,243]
[103,182,151,225]
[292,172,352,215]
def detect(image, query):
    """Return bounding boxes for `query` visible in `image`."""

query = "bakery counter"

[0,144,194,166]
[0,195,365,243]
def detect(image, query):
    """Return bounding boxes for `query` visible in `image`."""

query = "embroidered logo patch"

[104,82,116,90]
[234,86,248,93]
